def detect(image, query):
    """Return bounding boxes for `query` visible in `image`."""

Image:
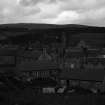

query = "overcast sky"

[0,0,105,26]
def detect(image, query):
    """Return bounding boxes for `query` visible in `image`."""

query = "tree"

[77,40,89,68]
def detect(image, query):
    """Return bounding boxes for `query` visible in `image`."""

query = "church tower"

[38,47,52,61]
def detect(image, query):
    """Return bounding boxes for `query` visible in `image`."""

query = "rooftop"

[59,68,105,82]
[17,59,59,72]
[0,48,17,56]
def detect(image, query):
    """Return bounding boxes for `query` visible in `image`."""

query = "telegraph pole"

[60,32,66,69]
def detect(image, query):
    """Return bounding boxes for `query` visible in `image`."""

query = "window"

[0,56,15,66]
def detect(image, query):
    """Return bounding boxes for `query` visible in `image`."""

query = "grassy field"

[0,88,105,105]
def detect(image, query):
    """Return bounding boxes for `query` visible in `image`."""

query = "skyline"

[0,0,105,26]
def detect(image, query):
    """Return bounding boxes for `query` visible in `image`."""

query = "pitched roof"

[20,50,41,58]
[59,68,105,82]
[76,40,89,48]
[17,59,59,72]
[65,48,100,58]
[38,48,52,61]
[16,47,60,72]
[0,48,17,56]
[38,52,52,61]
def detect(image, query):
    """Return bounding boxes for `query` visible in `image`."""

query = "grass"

[0,88,105,105]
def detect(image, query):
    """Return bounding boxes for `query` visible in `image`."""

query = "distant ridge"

[0,23,105,30]
[0,23,105,35]
[0,23,105,48]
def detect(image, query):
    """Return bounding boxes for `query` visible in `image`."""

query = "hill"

[0,23,105,48]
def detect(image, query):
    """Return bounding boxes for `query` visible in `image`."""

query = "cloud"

[49,11,80,24]
[0,0,105,26]
[18,0,43,6]
[77,7,105,26]
[59,0,105,11]
[18,0,57,6]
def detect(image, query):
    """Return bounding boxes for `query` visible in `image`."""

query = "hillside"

[0,23,105,48]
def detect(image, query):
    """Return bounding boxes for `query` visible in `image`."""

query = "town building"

[16,48,61,87]
[0,48,17,74]
[57,40,105,91]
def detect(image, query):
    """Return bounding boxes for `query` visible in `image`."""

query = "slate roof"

[0,48,17,56]
[17,59,59,72]
[17,49,59,71]
[59,68,105,82]
[65,48,100,58]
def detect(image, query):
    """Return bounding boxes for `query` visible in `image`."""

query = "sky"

[0,0,105,26]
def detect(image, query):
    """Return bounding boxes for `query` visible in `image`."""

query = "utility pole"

[60,32,66,69]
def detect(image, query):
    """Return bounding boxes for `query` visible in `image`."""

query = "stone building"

[16,48,61,87]
[58,41,105,91]
[0,48,17,74]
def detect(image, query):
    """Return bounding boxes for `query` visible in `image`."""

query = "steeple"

[38,47,52,61]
